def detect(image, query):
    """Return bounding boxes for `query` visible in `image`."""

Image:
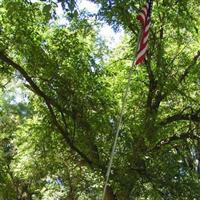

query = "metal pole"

[102,60,135,200]
[101,1,154,198]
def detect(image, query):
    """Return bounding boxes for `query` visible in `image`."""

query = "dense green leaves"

[0,0,199,199]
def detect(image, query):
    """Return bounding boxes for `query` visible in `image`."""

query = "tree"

[0,0,200,199]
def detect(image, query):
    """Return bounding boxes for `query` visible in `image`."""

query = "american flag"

[135,0,153,65]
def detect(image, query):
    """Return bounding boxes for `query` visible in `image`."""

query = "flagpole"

[102,1,153,198]
[101,59,135,200]
[101,17,141,200]
[101,15,142,200]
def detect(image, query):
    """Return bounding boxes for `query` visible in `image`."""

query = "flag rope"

[102,60,135,200]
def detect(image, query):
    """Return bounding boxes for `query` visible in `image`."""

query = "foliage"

[0,0,200,199]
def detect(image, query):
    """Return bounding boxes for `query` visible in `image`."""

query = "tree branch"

[0,52,61,111]
[159,49,200,103]
[46,102,94,166]
[146,60,157,112]
[179,50,200,83]
[145,59,164,114]
[151,129,200,152]
[0,52,95,167]
[160,109,200,126]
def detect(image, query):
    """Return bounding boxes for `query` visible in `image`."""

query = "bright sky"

[56,0,124,48]
[12,0,123,104]
[31,0,123,48]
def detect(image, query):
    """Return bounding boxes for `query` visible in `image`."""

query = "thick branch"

[152,129,200,151]
[160,109,200,126]
[0,52,61,110]
[145,60,164,113]
[179,50,200,82]
[161,49,200,102]
[46,102,93,166]
[0,52,94,167]
[146,60,157,111]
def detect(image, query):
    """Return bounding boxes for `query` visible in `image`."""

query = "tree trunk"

[104,186,117,200]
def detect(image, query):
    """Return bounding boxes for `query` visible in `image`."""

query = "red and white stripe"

[135,3,151,65]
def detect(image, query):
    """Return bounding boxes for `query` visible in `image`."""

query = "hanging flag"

[135,0,153,65]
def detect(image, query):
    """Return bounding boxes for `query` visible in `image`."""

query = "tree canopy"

[0,0,200,199]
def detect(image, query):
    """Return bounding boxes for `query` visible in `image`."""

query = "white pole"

[102,60,135,200]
